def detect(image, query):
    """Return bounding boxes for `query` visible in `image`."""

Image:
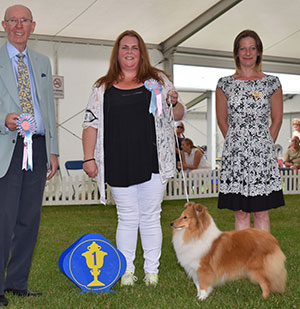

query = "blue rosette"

[16,113,37,171]
[144,79,163,116]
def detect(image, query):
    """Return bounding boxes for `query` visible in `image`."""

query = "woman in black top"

[82,30,185,287]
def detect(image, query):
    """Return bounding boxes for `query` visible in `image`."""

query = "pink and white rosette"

[16,113,37,171]
[144,79,163,116]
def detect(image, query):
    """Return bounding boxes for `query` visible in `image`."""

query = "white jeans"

[110,174,166,275]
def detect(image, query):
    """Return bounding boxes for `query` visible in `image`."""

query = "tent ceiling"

[1,0,299,63]
[0,0,219,44]
[182,0,300,59]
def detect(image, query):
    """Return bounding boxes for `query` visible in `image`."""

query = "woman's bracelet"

[83,158,95,164]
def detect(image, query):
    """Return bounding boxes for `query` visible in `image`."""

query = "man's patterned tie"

[17,53,34,115]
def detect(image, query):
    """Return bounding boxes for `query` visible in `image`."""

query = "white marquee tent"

[1,0,300,172]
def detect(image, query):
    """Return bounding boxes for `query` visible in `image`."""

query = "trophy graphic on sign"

[59,233,127,293]
[82,241,108,286]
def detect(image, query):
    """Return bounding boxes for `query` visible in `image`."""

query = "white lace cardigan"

[83,73,186,204]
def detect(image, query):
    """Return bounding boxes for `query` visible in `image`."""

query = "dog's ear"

[184,202,195,209]
[193,204,206,216]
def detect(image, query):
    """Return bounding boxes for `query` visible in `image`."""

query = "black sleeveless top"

[104,86,159,187]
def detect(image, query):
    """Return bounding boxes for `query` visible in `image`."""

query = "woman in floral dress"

[216,29,285,232]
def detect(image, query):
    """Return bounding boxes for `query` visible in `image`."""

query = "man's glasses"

[5,18,32,26]
[177,126,184,129]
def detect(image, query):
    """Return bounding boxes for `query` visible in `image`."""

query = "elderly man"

[0,5,58,307]
[284,136,300,170]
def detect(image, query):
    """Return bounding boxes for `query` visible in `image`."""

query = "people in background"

[274,144,284,168]
[0,5,58,307]
[82,30,185,288]
[179,138,211,173]
[284,136,300,170]
[216,29,284,232]
[292,118,300,138]
[175,122,185,169]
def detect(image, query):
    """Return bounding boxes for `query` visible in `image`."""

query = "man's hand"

[47,154,59,180]
[5,113,19,131]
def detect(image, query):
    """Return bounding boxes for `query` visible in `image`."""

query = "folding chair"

[65,160,83,175]
[65,160,84,197]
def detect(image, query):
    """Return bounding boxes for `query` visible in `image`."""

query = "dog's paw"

[198,293,208,300]
[197,288,212,300]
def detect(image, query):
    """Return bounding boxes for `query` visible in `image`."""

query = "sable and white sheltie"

[171,202,287,300]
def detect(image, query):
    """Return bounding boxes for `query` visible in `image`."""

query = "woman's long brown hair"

[95,30,168,89]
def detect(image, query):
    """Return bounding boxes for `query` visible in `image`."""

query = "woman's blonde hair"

[182,138,195,149]
[95,30,168,89]
[183,138,205,154]
[292,118,300,126]
[177,122,185,133]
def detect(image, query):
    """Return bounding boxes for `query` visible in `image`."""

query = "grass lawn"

[5,195,300,308]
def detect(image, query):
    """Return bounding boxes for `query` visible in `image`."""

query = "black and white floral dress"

[217,75,285,212]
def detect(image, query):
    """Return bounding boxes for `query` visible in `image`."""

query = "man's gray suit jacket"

[0,43,59,178]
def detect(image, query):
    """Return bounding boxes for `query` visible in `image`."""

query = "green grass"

[5,195,300,308]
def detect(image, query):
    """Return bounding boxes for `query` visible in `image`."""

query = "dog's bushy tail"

[265,247,287,293]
